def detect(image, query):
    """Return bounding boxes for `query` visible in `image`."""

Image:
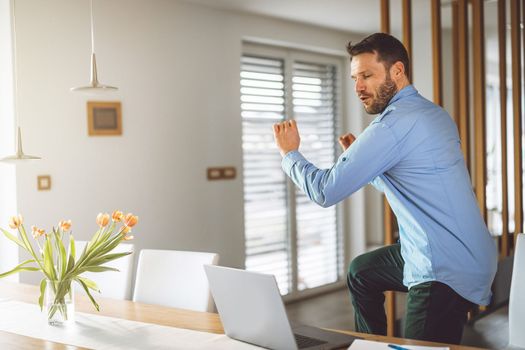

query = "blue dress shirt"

[282,85,497,305]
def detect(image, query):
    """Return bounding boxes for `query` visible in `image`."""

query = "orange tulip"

[8,215,23,229]
[123,235,134,241]
[31,225,46,239]
[124,213,138,228]
[59,220,72,232]
[96,213,110,228]
[112,210,123,222]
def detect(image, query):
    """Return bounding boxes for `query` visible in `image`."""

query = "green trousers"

[346,243,473,344]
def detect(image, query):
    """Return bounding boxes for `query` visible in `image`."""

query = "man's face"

[350,52,398,115]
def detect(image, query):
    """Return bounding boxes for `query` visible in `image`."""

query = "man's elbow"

[315,194,337,208]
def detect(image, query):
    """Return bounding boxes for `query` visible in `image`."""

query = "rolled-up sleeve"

[281,121,401,207]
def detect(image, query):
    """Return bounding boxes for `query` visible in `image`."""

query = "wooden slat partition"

[456,0,471,172]
[451,1,460,126]
[471,0,487,222]
[380,0,396,337]
[402,0,413,81]
[431,0,443,106]
[383,197,395,337]
[511,0,523,241]
[498,0,509,258]
[381,0,390,34]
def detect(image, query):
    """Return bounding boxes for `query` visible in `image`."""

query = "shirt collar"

[388,84,417,106]
[379,84,417,117]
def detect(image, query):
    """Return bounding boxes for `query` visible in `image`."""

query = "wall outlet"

[207,167,236,181]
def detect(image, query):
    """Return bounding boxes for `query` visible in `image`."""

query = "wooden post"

[451,0,460,126]
[457,0,471,172]
[380,0,396,337]
[472,0,487,222]
[511,0,523,242]
[381,0,390,34]
[431,0,443,106]
[498,0,509,258]
[402,0,413,81]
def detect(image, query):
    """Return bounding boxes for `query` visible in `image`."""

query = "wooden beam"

[402,0,413,81]
[498,0,509,257]
[384,198,395,337]
[380,0,396,337]
[457,0,471,172]
[381,0,390,34]
[471,0,487,222]
[451,0,460,126]
[511,0,523,240]
[431,0,443,106]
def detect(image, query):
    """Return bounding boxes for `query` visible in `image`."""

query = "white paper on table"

[348,339,450,350]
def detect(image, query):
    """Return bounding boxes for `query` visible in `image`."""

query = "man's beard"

[363,75,397,115]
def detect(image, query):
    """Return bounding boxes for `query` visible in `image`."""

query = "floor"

[285,288,509,349]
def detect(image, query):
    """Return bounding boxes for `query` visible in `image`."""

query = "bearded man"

[272,33,497,344]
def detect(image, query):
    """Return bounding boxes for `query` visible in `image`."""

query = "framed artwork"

[87,101,122,136]
[37,175,51,191]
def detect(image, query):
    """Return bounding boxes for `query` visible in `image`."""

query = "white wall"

[14,0,373,285]
[0,0,19,281]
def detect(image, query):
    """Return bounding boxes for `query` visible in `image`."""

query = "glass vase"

[44,279,75,326]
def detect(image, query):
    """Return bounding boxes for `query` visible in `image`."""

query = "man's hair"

[346,33,410,79]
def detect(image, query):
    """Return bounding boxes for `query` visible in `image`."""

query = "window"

[241,44,344,296]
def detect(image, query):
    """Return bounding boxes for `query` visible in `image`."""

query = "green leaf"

[90,252,131,266]
[0,267,39,279]
[69,235,76,261]
[75,278,99,311]
[82,266,119,273]
[43,237,57,280]
[0,228,25,250]
[65,254,75,275]
[58,234,67,278]
[18,225,38,260]
[76,276,100,292]
[38,278,47,311]
[0,259,37,279]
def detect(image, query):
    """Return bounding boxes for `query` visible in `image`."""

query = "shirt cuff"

[281,150,306,175]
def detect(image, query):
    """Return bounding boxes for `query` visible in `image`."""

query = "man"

[272,33,497,344]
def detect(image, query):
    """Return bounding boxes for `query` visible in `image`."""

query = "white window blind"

[292,61,341,290]
[241,46,343,296]
[241,55,290,294]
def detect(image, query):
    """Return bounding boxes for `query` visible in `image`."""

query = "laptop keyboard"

[294,333,328,349]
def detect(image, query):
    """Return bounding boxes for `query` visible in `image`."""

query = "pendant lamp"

[1,0,41,163]
[70,0,117,92]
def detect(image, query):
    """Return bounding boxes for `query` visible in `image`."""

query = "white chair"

[509,233,525,348]
[74,241,134,300]
[132,249,219,312]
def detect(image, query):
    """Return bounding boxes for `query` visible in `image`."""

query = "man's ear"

[390,61,405,81]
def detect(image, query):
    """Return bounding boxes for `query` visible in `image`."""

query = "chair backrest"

[74,241,134,300]
[132,249,219,312]
[509,233,525,347]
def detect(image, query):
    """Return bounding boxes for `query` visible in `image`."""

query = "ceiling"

[182,0,499,35]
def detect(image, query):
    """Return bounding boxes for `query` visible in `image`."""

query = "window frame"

[241,42,348,301]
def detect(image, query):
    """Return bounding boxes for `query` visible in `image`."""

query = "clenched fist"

[273,120,300,157]
[338,133,356,151]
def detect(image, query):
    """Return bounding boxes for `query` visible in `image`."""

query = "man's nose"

[355,80,365,94]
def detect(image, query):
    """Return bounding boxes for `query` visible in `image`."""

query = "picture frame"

[87,101,122,136]
[37,175,51,191]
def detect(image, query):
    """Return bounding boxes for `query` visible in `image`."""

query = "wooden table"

[0,282,486,349]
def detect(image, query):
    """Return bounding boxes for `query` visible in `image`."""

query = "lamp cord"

[90,0,95,54]
[10,0,20,128]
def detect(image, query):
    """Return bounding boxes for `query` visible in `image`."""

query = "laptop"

[204,265,360,350]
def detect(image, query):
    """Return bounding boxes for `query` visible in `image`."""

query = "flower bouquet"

[0,210,138,325]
